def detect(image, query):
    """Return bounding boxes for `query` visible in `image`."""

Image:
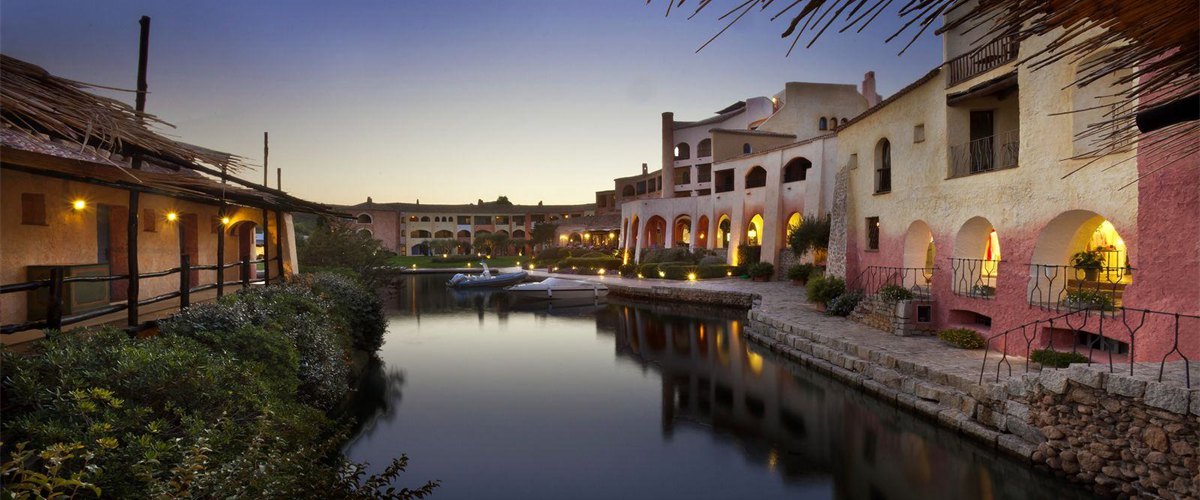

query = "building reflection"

[609,303,1086,500]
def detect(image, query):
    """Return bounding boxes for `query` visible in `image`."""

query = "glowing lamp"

[658,271,665,278]
[747,228,757,239]
[699,233,705,239]
[72,199,86,211]
[687,272,697,281]
[598,269,606,275]
[220,216,231,225]
[528,264,535,270]
[166,212,178,222]
[637,273,644,279]
[727,270,733,277]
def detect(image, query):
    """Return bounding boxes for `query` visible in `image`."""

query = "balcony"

[1027,263,1132,313]
[946,35,1017,87]
[949,129,1018,178]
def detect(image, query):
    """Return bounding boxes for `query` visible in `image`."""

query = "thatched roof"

[0,54,247,173]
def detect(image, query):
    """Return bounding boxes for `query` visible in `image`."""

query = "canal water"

[345,274,1086,500]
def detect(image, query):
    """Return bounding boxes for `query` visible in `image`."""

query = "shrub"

[298,218,395,287]
[1063,290,1115,311]
[618,263,637,277]
[787,263,816,282]
[806,275,846,305]
[1030,349,1090,368]
[747,262,774,280]
[697,265,734,279]
[825,291,864,316]
[306,272,387,353]
[636,263,661,278]
[431,254,474,263]
[937,328,986,349]
[558,256,622,272]
[737,244,762,266]
[970,284,996,297]
[878,284,915,303]
[641,247,695,264]
[657,264,697,280]
[698,255,726,266]
[788,214,831,258]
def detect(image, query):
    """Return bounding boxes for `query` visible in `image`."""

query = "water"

[345,274,1086,500]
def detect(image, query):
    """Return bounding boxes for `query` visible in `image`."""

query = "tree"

[788,214,831,262]
[531,223,559,250]
[298,218,395,286]
[495,196,513,206]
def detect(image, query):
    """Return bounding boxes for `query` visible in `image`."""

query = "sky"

[1,1,941,206]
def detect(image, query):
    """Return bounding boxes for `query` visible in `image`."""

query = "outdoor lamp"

[220,216,231,225]
[688,272,697,281]
[166,212,178,222]
[72,199,86,211]
[748,228,757,239]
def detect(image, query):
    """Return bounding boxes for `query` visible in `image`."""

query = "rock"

[1041,425,1065,440]
[1068,386,1099,405]
[1105,374,1147,398]
[1171,440,1195,457]
[1061,458,1081,474]
[1099,399,1122,413]
[1143,426,1170,453]
[1143,382,1190,414]
[1039,370,1069,394]
[1146,451,1168,464]
[1089,442,1115,459]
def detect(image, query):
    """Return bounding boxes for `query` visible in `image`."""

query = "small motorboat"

[505,277,608,301]
[447,264,528,289]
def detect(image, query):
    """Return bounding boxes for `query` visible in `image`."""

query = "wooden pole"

[276,208,285,278]
[217,164,227,297]
[262,132,271,285]
[126,190,140,329]
[131,16,150,171]
[47,267,64,331]
[179,254,190,309]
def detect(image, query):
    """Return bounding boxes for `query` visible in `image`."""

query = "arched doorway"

[716,215,731,249]
[696,215,710,249]
[644,216,667,248]
[1029,211,1130,308]
[674,216,692,246]
[745,214,764,246]
[902,220,935,288]
[953,217,1001,297]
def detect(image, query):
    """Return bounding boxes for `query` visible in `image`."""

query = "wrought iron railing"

[979,307,1199,388]
[946,34,1017,87]
[847,266,936,298]
[1,254,279,335]
[950,258,1001,299]
[1027,263,1132,312]
[949,129,1019,178]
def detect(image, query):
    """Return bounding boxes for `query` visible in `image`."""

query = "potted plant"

[1063,290,1115,311]
[786,263,815,286]
[970,284,996,297]
[1071,250,1104,281]
[747,262,774,282]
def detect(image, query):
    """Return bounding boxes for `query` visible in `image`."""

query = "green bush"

[806,275,846,305]
[787,263,816,282]
[298,218,395,287]
[826,291,864,316]
[937,328,986,349]
[1030,349,1090,368]
[698,255,726,266]
[737,244,762,266]
[306,272,387,353]
[636,263,661,278]
[1063,290,1115,311]
[618,263,637,277]
[878,284,915,303]
[697,265,734,279]
[431,254,474,263]
[656,264,696,280]
[788,214,831,258]
[747,262,774,280]
[558,256,622,271]
[641,247,696,264]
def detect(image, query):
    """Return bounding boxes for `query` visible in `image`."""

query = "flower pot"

[1083,268,1098,281]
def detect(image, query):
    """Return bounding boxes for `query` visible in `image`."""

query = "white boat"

[447,264,528,289]
[504,277,608,301]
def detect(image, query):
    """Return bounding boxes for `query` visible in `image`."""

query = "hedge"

[558,256,622,271]
[1030,349,1090,368]
[937,328,986,349]
[806,275,846,305]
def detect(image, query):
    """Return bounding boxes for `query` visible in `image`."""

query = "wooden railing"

[0,254,282,335]
[946,35,1017,87]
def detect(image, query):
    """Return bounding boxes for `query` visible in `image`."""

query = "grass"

[388,255,524,269]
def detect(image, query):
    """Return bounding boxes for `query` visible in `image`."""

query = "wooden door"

[969,110,994,172]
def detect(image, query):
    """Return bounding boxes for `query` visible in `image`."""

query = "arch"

[512,229,526,238]
[434,229,453,238]
[742,143,752,155]
[830,117,838,129]
[420,216,430,222]
[644,215,667,248]
[410,229,432,238]
[745,166,767,188]
[785,212,802,241]
[673,215,692,246]
[456,229,471,239]
[874,138,892,193]
[697,138,712,157]
[475,229,492,236]
[628,215,641,260]
[622,185,636,198]
[783,157,812,183]
[716,215,731,249]
[902,220,935,283]
[840,118,848,126]
[496,229,509,237]
[953,216,1002,296]
[411,243,428,256]
[1029,210,1131,306]
[819,117,828,131]
[567,232,582,244]
[357,228,373,237]
[696,215,710,248]
[356,213,373,224]
[746,214,764,246]
[674,142,691,160]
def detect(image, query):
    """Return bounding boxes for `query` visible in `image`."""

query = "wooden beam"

[127,189,140,328]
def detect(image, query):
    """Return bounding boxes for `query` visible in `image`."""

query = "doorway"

[969,110,994,172]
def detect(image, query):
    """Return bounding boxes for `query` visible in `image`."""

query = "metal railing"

[946,34,1017,87]
[1,255,280,335]
[1027,263,1132,312]
[979,307,1199,388]
[949,129,1019,178]
[848,266,936,298]
[950,258,1001,299]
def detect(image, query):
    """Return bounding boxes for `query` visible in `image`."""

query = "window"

[356,213,372,224]
[458,215,470,224]
[913,124,925,143]
[410,230,431,238]
[20,193,46,225]
[874,138,892,193]
[783,157,811,182]
[697,164,712,182]
[697,139,712,157]
[819,117,828,131]
[674,142,690,160]
[495,216,509,225]
[420,216,430,222]
[637,181,647,195]
[514,215,525,225]
[474,216,489,225]
[830,117,838,130]
[742,143,752,154]
[745,166,767,188]
[840,118,848,126]
[531,214,546,223]
[866,217,880,250]
[715,169,736,193]
[409,215,418,222]
[142,208,157,232]
[849,153,858,170]
[622,185,636,197]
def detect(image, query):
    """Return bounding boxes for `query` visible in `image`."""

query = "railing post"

[127,190,140,331]
[180,254,191,309]
[47,267,65,331]
[241,259,250,289]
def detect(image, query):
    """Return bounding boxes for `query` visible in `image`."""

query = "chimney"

[861,71,882,107]
[367,196,373,204]
[641,162,648,175]
[661,112,674,199]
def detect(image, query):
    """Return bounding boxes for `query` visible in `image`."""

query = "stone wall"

[825,166,849,279]
[607,283,760,309]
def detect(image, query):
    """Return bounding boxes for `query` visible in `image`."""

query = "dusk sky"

[1,1,941,206]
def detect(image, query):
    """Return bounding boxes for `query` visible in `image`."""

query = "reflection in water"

[347,274,1085,500]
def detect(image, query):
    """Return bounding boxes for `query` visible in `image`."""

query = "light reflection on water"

[345,274,1085,500]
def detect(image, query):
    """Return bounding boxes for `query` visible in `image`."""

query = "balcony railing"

[946,35,1017,87]
[1027,263,1133,313]
[949,129,1019,178]
[950,258,1000,299]
[848,266,936,298]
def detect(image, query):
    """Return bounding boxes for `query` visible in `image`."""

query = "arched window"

[410,230,431,238]
[356,213,372,224]
[742,143,752,155]
[717,215,731,249]
[840,118,848,126]
[622,185,635,198]
[674,142,691,160]
[874,138,892,193]
[745,166,767,188]
[420,216,430,222]
[434,230,453,238]
[357,228,373,237]
[697,139,712,157]
[819,117,828,131]
[783,157,812,183]
[513,229,526,238]
[830,117,838,130]
[456,230,471,238]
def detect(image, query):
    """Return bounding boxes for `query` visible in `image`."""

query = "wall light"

[687,272,697,281]
[166,212,178,222]
[72,199,87,211]
[220,216,231,225]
